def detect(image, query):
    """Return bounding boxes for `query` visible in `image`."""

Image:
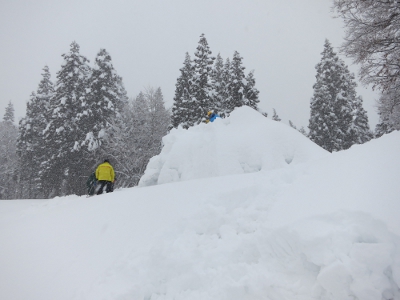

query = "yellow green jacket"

[96,162,115,182]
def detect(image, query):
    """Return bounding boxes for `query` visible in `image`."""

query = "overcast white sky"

[0,0,380,129]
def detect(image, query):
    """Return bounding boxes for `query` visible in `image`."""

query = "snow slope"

[1,107,400,300]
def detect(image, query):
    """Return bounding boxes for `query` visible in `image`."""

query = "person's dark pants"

[96,180,113,195]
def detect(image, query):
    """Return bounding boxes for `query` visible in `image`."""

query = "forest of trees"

[0,42,169,199]
[171,34,260,129]
[1,13,399,199]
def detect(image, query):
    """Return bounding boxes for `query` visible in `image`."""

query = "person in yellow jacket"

[95,159,115,194]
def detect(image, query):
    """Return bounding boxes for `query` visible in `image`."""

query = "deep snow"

[1,107,399,300]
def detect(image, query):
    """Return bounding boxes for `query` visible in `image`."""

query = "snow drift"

[1,106,400,300]
[139,106,328,186]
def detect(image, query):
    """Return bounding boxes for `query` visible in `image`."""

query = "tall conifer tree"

[0,103,18,199]
[42,41,91,196]
[243,70,260,110]
[210,53,226,115]
[309,40,359,152]
[171,53,194,128]
[226,51,246,113]
[3,101,15,123]
[352,95,373,143]
[219,58,232,116]
[80,49,125,155]
[17,66,54,197]
[191,34,215,124]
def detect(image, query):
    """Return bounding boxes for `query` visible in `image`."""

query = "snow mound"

[139,106,327,186]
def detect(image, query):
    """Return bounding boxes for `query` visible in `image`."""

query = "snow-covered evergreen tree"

[272,108,281,121]
[171,53,194,129]
[352,95,373,143]
[308,40,361,152]
[41,41,91,196]
[17,66,54,198]
[190,34,215,125]
[80,49,125,157]
[218,57,232,116]
[210,53,226,115]
[226,51,246,113]
[222,52,260,114]
[335,62,356,150]
[243,70,260,110]
[148,87,170,147]
[0,104,18,199]
[115,74,129,112]
[172,36,260,126]
[3,101,15,124]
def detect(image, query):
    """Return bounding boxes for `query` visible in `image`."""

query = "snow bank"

[139,106,328,186]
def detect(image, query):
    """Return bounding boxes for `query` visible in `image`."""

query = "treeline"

[2,18,399,198]
[171,34,260,128]
[169,35,374,153]
[0,42,169,199]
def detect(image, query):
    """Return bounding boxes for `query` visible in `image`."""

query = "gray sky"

[0,0,380,129]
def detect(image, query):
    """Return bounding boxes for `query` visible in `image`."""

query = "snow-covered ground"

[1,107,399,300]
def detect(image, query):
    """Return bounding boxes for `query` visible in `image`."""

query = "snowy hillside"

[1,107,400,300]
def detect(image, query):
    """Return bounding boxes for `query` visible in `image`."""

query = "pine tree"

[219,58,232,116]
[171,53,194,129]
[352,95,373,143]
[148,87,170,148]
[210,53,226,115]
[0,104,18,199]
[3,101,15,124]
[190,34,215,125]
[308,40,357,152]
[272,108,281,121]
[17,66,54,198]
[243,70,260,110]
[41,41,91,196]
[226,51,246,113]
[115,74,129,113]
[172,35,260,126]
[334,60,357,150]
[80,49,125,156]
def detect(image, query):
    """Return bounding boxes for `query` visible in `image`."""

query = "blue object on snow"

[209,113,220,122]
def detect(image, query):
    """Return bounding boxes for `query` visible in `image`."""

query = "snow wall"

[139,106,327,186]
